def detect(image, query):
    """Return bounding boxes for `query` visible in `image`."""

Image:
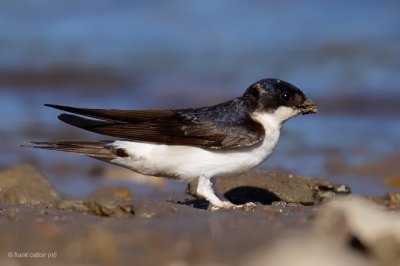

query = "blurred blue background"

[1,0,399,197]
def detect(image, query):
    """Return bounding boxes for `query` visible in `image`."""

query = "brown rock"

[385,192,400,209]
[0,164,60,206]
[57,200,135,218]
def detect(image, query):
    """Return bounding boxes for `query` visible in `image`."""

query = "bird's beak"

[297,98,318,114]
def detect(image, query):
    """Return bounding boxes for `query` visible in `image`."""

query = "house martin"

[27,78,318,209]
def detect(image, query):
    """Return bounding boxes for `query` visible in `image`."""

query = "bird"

[27,78,318,209]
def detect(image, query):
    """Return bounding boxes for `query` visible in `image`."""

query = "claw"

[209,201,258,211]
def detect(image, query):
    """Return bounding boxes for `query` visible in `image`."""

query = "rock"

[57,199,135,218]
[0,164,60,206]
[316,197,400,266]
[385,192,400,209]
[188,171,350,205]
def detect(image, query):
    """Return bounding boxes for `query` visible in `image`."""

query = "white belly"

[109,133,278,181]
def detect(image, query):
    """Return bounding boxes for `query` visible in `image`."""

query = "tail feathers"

[23,141,116,159]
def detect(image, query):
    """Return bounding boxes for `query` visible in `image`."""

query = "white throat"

[253,106,301,127]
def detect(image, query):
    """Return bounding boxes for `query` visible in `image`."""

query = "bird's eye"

[280,92,291,101]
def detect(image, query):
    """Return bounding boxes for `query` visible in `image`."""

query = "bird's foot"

[196,176,258,211]
[208,201,258,211]
[208,200,236,211]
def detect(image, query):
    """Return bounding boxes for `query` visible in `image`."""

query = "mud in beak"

[297,98,318,114]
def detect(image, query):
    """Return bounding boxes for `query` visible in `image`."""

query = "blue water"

[1,1,400,92]
[1,1,399,196]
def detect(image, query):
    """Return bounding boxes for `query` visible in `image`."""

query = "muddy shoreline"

[1,165,399,266]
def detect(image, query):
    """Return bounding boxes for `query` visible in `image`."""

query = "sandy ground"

[0,165,399,266]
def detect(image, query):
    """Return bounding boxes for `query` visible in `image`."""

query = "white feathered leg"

[196,176,235,209]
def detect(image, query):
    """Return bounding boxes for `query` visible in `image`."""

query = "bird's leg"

[196,176,235,209]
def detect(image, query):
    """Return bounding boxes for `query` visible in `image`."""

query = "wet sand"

[1,165,399,266]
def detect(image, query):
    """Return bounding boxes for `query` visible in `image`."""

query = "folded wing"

[46,104,264,150]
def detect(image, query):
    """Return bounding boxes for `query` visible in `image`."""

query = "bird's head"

[243,78,318,124]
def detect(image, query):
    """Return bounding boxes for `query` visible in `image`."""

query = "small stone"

[57,199,135,218]
[385,192,400,209]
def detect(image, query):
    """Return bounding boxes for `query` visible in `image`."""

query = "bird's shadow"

[224,186,280,205]
[177,186,281,209]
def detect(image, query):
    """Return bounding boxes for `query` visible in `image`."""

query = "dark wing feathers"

[46,104,174,122]
[47,103,264,150]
